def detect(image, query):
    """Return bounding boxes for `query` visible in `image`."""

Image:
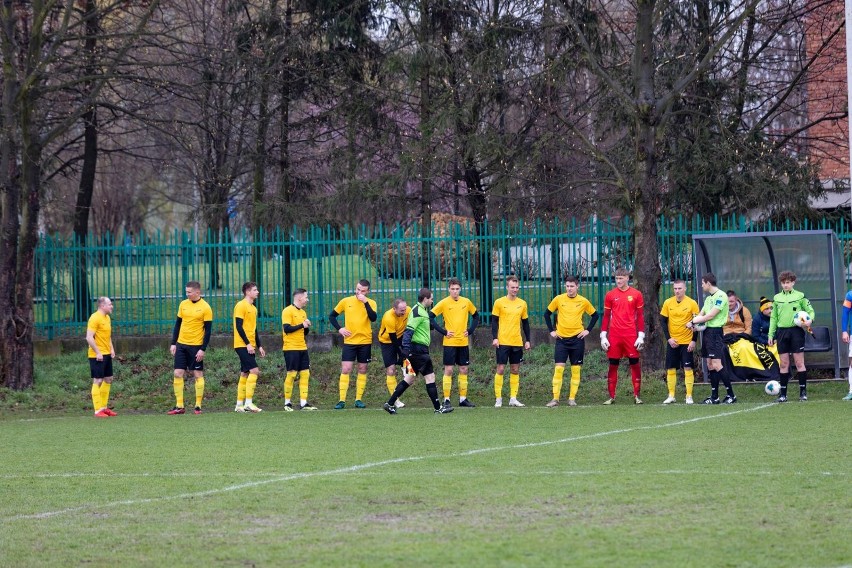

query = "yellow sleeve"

[204,302,213,321]
[547,297,559,312]
[522,301,529,319]
[333,298,346,314]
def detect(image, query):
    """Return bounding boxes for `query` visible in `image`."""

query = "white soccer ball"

[690,320,707,332]
[793,311,812,328]
[765,380,781,396]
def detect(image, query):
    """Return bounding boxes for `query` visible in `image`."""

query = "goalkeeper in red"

[600,268,645,404]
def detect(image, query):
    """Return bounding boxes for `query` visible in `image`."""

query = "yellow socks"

[442,375,452,400]
[552,366,565,400]
[194,377,205,408]
[173,377,185,408]
[299,370,310,401]
[685,369,695,398]
[284,371,296,401]
[666,369,677,397]
[91,383,102,411]
[459,374,468,399]
[245,373,257,404]
[386,374,397,395]
[494,373,504,398]
[339,374,350,402]
[355,373,367,401]
[509,373,520,399]
[237,376,247,404]
[100,381,111,408]
[569,365,581,400]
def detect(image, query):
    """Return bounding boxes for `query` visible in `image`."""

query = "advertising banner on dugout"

[722,333,780,382]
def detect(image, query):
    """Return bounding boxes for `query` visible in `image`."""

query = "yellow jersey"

[282,304,308,351]
[378,307,411,344]
[233,298,258,348]
[86,311,112,358]
[492,296,528,347]
[176,298,213,346]
[431,296,478,346]
[333,295,377,345]
[660,295,700,345]
[546,293,596,338]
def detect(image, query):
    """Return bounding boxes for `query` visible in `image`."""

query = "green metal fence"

[34,215,852,339]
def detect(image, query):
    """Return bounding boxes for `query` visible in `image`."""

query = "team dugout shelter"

[692,230,844,378]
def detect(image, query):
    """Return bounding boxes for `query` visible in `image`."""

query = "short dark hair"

[506,275,519,285]
[418,287,433,303]
[726,289,736,298]
[778,270,796,283]
[615,267,630,278]
[358,279,371,289]
[672,279,686,286]
[242,281,258,295]
[564,275,579,285]
[448,277,461,288]
[293,288,307,298]
[702,272,717,286]
[392,297,406,309]
[186,281,201,291]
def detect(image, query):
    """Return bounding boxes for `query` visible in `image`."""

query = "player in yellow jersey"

[329,279,378,409]
[659,279,700,404]
[491,276,531,407]
[282,288,316,411]
[544,276,598,407]
[431,278,480,408]
[86,297,117,418]
[233,282,266,413]
[168,281,213,415]
[378,298,411,409]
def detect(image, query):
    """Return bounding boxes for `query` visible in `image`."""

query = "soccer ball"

[401,358,415,378]
[692,322,707,332]
[765,380,781,396]
[793,310,813,328]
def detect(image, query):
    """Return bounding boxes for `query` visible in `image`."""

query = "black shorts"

[174,343,204,371]
[342,344,371,364]
[409,351,434,377]
[665,344,694,370]
[554,336,585,365]
[235,347,259,373]
[700,328,725,360]
[284,350,310,372]
[496,345,524,365]
[443,346,471,366]
[776,327,806,354]
[380,342,403,368]
[89,356,113,379]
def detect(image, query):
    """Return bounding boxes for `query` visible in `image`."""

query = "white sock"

[300,399,307,406]
[285,399,291,405]
[848,366,852,391]
[460,396,466,402]
[246,398,253,405]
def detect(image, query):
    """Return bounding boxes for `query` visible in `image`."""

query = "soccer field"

[1,402,850,567]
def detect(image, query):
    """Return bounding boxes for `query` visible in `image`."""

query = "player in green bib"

[690,273,737,404]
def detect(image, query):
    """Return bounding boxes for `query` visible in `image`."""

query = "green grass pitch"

[1,398,850,566]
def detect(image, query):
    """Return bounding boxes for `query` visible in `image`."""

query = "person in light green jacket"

[768,271,815,403]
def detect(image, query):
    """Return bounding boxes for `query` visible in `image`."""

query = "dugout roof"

[693,230,844,377]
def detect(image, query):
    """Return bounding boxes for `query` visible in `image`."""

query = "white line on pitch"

[3,403,774,522]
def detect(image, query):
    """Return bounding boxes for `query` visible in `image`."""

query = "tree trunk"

[72,0,101,322]
[632,0,664,369]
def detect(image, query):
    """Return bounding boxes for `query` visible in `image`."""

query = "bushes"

[360,213,481,280]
